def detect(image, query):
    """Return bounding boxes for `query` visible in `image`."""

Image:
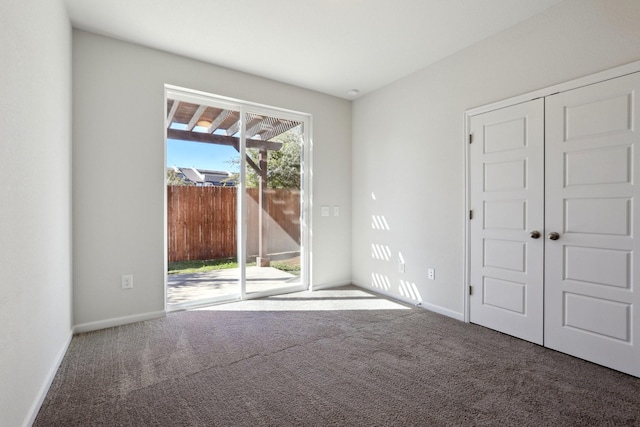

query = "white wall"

[72,31,352,329]
[0,1,72,426]
[352,0,640,318]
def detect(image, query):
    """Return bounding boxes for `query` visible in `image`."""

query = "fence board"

[167,186,300,262]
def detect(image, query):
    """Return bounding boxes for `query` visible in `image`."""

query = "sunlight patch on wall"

[371,243,391,261]
[399,280,422,303]
[371,215,390,230]
[372,273,392,291]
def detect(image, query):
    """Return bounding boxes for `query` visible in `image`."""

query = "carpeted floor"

[35,287,640,426]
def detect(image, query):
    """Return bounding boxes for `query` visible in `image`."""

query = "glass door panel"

[166,91,242,309]
[243,111,304,296]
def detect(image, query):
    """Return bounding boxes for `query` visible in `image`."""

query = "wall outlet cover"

[122,275,133,289]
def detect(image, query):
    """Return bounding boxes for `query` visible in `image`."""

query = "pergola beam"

[167,128,283,151]
[206,110,232,134]
[226,121,240,136]
[166,100,180,128]
[186,105,208,131]
[256,148,270,267]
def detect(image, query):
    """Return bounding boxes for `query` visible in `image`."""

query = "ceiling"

[64,0,565,99]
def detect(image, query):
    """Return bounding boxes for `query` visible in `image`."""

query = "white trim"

[243,283,307,300]
[239,104,247,299]
[23,330,73,427]
[73,311,166,334]
[165,84,310,119]
[351,281,464,321]
[163,89,169,314]
[165,88,244,114]
[462,113,471,323]
[305,118,314,292]
[462,59,640,323]
[419,301,465,321]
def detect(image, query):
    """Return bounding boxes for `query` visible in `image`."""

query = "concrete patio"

[167,266,300,306]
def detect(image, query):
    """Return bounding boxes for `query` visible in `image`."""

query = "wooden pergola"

[167,99,301,267]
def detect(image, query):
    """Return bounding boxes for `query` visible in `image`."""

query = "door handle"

[529,230,541,239]
[547,232,560,241]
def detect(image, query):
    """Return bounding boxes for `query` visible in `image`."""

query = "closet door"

[469,99,544,344]
[545,73,640,377]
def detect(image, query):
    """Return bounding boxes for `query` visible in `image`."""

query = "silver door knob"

[529,230,541,239]
[547,232,560,240]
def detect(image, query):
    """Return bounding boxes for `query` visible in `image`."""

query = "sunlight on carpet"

[195,287,412,311]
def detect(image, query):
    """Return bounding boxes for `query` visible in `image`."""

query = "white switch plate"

[321,206,330,217]
[122,275,133,289]
[399,261,405,273]
[333,206,340,217]
[428,268,435,280]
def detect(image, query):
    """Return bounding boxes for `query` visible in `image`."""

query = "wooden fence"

[167,186,300,262]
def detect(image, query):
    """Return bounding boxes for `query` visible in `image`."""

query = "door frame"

[164,85,313,310]
[463,59,640,322]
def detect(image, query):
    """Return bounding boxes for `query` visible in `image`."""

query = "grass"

[168,258,246,274]
[168,257,300,276]
[270,260,301,275]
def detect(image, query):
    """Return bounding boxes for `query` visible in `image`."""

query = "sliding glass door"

[165,87,309,309]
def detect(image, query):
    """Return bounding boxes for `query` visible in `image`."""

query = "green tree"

[229,127,302,189]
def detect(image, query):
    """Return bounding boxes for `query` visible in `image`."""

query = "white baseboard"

[24,330,73,427]
[351,281,465,321]
[417,301,464,321]
[73,310,166,334]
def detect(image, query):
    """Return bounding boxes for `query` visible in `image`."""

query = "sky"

[167,139,239,172]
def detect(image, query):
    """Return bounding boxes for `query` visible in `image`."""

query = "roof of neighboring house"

[170,166,236,186]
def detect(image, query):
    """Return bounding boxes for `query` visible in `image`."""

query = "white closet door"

[469,99,544,344]
[545,72,640,377]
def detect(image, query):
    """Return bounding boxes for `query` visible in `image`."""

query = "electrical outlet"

[122,275,133,289]
[321,206,330,217]
[428,268,435,280]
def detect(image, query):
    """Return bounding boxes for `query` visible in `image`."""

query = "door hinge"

[469,285,473,295]
[469,210,473,220]
[469,134,473,144]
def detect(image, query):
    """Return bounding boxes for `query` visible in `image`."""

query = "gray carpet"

[35,290,640,426]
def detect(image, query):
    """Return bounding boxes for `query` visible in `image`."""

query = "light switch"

[333,206,340,217]
[321,206,330,217]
